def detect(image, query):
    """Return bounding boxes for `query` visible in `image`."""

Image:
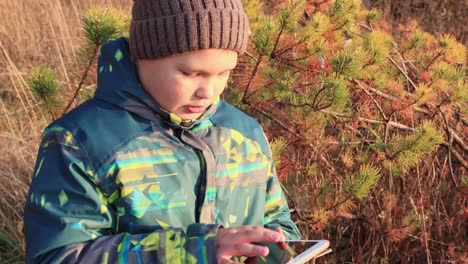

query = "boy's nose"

[195,81,215,99]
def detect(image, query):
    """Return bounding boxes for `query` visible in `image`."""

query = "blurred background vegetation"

[0,0,466,263]
[362,0,467,46]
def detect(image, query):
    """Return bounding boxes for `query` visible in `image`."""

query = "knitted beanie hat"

[129,0,250,60]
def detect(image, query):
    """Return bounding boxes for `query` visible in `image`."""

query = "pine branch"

[28,67,60,120]
[353,79,392,142]
[322,109,467,169]
[360,25,418,92]
[249,103,337,173]
[288,101,332,111]
[277,54,312,63]
[321,110,416,131]
[270,20,285,59]
[387,133,424,161]
[62,44,99,115]
[364,85,429,114]
[355,81,467,153]
[272,40,304,58]
[288,85,333,111]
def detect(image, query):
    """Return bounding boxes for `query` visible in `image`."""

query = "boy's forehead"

[172,49,238,68]
[138,48,238,72]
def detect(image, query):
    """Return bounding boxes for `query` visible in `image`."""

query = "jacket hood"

[94,37,217,128]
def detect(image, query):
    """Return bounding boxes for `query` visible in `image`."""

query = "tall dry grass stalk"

[0,0,132,260]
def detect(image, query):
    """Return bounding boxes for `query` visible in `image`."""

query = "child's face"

[137,49,238,121]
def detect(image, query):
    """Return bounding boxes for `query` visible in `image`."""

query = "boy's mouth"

[186,105,206,114]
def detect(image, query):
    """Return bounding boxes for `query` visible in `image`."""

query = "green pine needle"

[363,31,393,65]
[388,121,443,174]
[278,0,306,33]
[82,7,130,46]
[366,8,382,23]
[252,15,278,55]
[431,61,464,81]
[29,67,59,109]
[329,0,361,26]
[324,76,350,110]
[346,164,381,200]
[331,48,365,78]
[270,137,289,167]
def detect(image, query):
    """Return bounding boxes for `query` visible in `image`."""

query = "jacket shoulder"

[47,99,152,170]
[211,101,271,155]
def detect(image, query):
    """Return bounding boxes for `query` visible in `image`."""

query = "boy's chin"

[178,113,203,121]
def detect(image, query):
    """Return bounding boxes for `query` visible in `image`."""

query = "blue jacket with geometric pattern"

[24,37,301,263]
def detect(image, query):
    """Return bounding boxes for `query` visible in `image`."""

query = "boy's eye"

[181,70,198,77]
[180,70,230,77]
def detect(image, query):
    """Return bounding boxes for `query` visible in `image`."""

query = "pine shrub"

[227,0,467,262]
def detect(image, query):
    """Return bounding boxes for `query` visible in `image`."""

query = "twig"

[326,140,376,145]
[405,233,450,246]
[251,104,301,139]
[270,21,285,59]
[288,85,333,111]
[276,54,312,63]
[416,168,432,263]
[354,80,387,120]
[437,106,459,186]
[440,142,468,170]
[388,55,418,91]
[240,54,264,104]
[360,23,373,32]
[62,44,99,115]
[424,51,444,71]
[272,40,304,59]
[358,82,430,115]
[396,49,409,79]
[450,128,467,152]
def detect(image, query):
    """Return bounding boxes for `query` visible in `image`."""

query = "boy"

[24,0,301,263]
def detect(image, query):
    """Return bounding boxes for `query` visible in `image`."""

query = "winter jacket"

[24,37,301,264]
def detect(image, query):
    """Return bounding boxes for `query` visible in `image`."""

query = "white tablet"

[257,240,331,264]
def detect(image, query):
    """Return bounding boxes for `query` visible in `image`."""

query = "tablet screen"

[256,240,327,264]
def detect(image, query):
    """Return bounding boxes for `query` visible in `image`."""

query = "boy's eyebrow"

[176,63,236,73]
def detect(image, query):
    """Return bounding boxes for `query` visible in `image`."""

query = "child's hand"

[275,227,287,250]
[216,226,285,264]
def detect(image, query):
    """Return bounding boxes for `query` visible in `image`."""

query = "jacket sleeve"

[24,126,219,264]
[261,133,302,240]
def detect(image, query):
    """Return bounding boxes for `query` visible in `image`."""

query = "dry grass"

[0,0,132,261]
